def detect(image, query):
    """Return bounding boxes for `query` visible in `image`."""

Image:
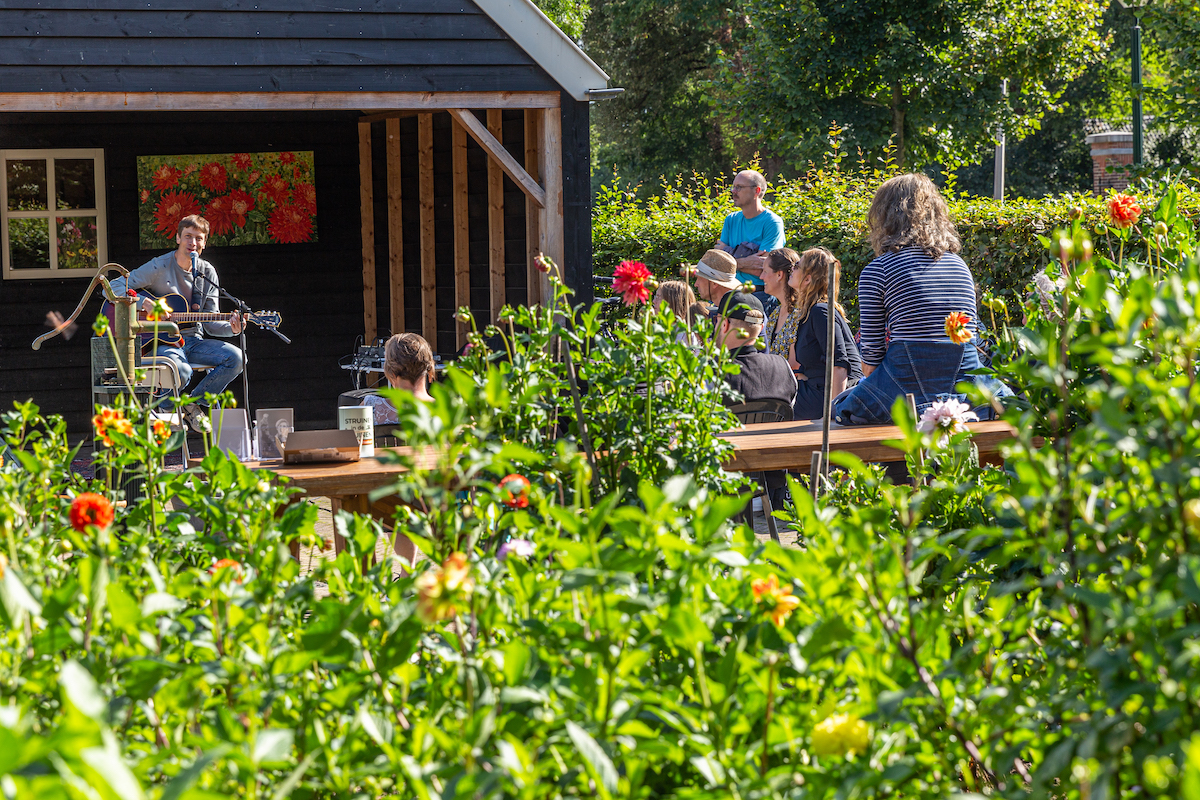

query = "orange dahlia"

[499,474,531,509]
[944,311,972,344]
[69,492,114,532]
[92,407,133,447]
[751,574,800,627]
[1107,193,1142,229]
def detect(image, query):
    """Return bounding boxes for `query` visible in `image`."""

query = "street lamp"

[1117,0,1152,165]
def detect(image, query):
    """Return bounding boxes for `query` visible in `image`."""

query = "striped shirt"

[857,247,977,366]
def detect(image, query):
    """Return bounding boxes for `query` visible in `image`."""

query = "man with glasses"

[716,170,786,300]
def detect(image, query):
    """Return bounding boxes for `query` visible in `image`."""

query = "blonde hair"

[867,173,961,259]
[654,280,697,323]
[794,247,846,322]
[384,333,435,385]
[765,248,801,309]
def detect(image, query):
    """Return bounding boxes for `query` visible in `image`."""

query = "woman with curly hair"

[787,248,863,420]
[832,174,1010,424]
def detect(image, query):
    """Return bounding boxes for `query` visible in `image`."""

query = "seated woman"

[761,248,802,362]
[787,248,864,421]
[653,280,699,345]
[362,332,435,425]
[832,174,1011,425]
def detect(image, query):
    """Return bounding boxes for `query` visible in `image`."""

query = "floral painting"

[136,151,316,249]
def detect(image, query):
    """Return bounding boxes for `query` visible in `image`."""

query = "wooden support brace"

[358,121,376,344]
[452,119,470,350]
[448,108,545,209]
[418,113,436,346]
[386,117,404,336]
[487,109,506,323]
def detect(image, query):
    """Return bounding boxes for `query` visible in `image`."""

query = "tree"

[533,0,591,40]
[585,0,736,193]
[724,0,1108,170]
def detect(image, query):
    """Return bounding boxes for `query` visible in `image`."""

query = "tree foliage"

[724,0,1108,170]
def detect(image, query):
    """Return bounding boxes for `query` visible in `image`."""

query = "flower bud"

[1080,239,1093,261]
[455,310,472,324]
[1058,237,1074,260]
[1185,499,1200,533]
[1069,206,1083,220]
[535,254,553,273]
[678,263,697,278]
[92,313,110,337]
[1155,221,1170,238]
[645,277,659,292]
[543,470,558,485]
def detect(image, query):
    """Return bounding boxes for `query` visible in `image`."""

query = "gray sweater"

[110,251,234,339]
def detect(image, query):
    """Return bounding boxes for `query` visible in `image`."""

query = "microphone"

[190,251,198,271]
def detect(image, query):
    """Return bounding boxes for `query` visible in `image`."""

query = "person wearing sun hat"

[692,249,741,304]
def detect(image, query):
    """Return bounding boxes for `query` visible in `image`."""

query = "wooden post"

[358,121,376,344]
[386,117,404,336]
[487,109,506,322]
[524,109,542,306]
[452,118,470,351]
[809,451,822,500]
[537,107,563,302]
[820,255,840,480]
[418,113,436,345]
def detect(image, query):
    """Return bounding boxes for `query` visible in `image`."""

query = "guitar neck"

[156,313,233,323]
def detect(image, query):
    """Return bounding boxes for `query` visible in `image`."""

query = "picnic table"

[220,419,1019,552]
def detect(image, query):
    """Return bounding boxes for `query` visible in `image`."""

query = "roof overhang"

[472,0,610,102]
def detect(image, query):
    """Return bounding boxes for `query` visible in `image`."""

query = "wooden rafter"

[0,91,562,112]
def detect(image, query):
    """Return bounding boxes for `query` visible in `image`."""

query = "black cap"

[708,291,765,324]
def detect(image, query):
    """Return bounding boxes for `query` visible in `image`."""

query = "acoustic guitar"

[101,291,283,351]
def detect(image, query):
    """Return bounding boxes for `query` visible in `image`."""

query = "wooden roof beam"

[447,107,545,209]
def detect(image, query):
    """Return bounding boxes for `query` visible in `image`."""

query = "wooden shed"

[0,0,610,433]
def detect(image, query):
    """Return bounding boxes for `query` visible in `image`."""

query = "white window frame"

[1,148,108,279]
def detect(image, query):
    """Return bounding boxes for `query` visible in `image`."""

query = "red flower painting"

[139,151,316,248]
[153,190,201,236]
[268,204,313,244]
[199,162,228,193]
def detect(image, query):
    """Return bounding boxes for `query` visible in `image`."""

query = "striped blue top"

[857,247,978,366]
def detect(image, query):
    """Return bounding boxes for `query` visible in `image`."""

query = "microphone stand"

[190,261,291,417]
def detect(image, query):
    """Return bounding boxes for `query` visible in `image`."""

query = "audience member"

[363,333,436,425]
[715,169,786,298]
[653,280,699,345]
[692,249,741,305]
[761,248,802,362]
[787,248,863,421]
[710,292,797,409]
[832,174,1012,425]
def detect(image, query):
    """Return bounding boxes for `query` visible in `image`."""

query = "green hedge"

[593,167,1200,321]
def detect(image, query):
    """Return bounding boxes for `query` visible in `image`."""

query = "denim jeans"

[832,340,1011,425]
[155,336,244,402]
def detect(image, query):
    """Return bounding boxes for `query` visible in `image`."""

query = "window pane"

[6,159,47,211]
[56,159,96,210]
[8,218,50,270]
[56,216,98,270]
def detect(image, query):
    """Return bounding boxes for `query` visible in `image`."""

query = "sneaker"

[182,403,211,434]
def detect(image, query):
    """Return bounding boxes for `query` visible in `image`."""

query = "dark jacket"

[724,345,798,408]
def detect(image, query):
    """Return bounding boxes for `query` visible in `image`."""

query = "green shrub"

[593,164,1200,322]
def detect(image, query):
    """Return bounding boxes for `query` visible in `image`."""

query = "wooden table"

[719,419,1019,473]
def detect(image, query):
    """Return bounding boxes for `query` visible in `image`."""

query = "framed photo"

[256,408,294,461]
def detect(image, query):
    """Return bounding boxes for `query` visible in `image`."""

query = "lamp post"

[1117,0,1152,165]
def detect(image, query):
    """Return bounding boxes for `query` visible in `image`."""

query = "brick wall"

[1086,131,1133,194]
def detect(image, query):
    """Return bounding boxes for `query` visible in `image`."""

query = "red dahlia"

[151,164,179,193]
[203,195,236,237]
[499,474,531,509]
[267,204,313,244]
[232,153,252,171]
[153,191,201,237]
[263,174,290,204]
[199,162,227,194]
[612,260,653,306]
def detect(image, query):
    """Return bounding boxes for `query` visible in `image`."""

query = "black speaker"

[338,387,381,407]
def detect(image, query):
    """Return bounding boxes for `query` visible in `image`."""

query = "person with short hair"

[111,214,245,430]
[832,174,1011,425]
[715,169,787,293]
[709,291,797,409]
[691,249,741,305]
[787,248,863,420]
[363,333,436,425]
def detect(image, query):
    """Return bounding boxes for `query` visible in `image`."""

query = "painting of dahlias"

[137,151,316,248]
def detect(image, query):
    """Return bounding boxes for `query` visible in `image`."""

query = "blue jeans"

[155,336,244,403]
[832,340,1011,425]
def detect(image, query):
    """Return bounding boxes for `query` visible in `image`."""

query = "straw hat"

[694,249,741,290]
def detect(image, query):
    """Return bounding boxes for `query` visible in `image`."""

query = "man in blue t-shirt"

[715,170,786,291]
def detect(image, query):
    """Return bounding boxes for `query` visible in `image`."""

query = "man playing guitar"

[111,214,245,431]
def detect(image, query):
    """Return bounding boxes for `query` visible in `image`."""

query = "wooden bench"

[719,419,1019,473]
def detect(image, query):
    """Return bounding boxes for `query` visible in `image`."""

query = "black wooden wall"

[0,111,364,435]
[0,0,561,94]
[0,102,592,438]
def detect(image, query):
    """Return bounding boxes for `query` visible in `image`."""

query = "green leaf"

[159,745,232,800]
[565,721,618,798]
[252,728,295,766]
[60,660,106,720]
[501,641,531,686]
